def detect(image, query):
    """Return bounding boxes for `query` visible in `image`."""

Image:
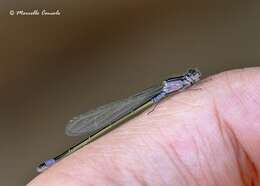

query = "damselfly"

[37,68,201,172]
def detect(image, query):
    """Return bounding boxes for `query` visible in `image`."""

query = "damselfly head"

[185,68,201,83]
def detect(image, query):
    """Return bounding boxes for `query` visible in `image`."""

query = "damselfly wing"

[65,85,163,137]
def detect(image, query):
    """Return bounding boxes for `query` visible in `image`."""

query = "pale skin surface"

[29,67,260,186]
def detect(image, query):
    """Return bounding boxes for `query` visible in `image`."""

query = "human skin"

[28,67,260,186]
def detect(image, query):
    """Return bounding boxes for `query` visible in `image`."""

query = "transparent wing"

[65,85,162,137]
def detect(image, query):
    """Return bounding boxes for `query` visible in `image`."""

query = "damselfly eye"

[188,69,196,74]
[188,69,198,75]
[187,69,201,81]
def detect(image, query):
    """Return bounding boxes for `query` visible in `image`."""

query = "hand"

[29,67,260,186]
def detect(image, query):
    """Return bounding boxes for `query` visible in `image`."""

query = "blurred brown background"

[0,0,259,185]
